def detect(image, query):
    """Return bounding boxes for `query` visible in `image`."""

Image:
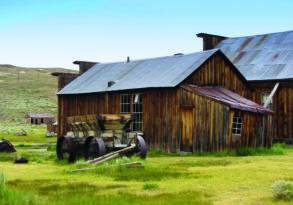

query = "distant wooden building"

[56,50,273,152]
[26,113,55,125]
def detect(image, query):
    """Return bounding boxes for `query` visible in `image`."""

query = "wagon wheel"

[135,135,147,159]
[56,136,77,163]
[84,137,106,160]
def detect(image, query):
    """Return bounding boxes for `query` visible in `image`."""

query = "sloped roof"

[58,49,223,95]
[181,85,272,114]
[27,113,54,119]
[216,30,293,81]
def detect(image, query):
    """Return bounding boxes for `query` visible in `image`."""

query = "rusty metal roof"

[181,85,272,114]
[216,30,293,81]
[58,49,220,95]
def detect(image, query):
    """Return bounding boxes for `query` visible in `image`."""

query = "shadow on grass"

[7,179,212,205]
[8,179,127,196]
[148,143,288,158]
[49,191,212,205]
[96,166,188,181]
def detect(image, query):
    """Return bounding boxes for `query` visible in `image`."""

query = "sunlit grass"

[0,123,56,144]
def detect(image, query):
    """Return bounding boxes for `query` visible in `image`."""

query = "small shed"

[179,85,273,151]
[26,113,55,125]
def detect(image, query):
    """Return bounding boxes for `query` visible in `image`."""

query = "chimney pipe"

[126,56,130,63]
[108,81,115,87]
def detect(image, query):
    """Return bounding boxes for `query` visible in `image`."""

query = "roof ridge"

[226,30,293,39]
[83,49,221,66]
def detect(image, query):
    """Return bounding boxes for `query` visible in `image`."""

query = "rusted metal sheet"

[181,85,273,114]
[58,49,219,95]
[217,30,293,81]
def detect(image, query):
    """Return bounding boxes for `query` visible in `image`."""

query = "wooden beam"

[87,145,136,164]
[264,83,279,108]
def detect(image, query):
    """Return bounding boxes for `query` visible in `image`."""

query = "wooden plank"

[87,145,136,164]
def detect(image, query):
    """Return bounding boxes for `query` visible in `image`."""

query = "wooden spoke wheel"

[84,137,106,160]
[56,136,77,163]
[135,135,147,159]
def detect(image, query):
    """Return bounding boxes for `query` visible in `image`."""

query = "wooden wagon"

[56,114,147,163]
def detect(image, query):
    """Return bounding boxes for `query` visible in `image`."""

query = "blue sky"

[0,0,292,69]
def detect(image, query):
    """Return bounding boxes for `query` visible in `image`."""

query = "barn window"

[120,94,131,113]
[132,94,142,131]
[232,112,242,135]
[261,92,273,110]
[120,94,143,132]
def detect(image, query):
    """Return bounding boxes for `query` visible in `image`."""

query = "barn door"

[181,107,194,152]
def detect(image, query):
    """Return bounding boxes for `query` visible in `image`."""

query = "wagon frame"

[56,114,147,163]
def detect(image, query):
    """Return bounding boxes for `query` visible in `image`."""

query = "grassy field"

[0,131,293,205]
[0,64,76,123]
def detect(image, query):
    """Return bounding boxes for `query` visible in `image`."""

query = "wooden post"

[261,83,279,146]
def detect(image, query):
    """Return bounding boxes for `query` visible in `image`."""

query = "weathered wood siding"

[250,82,293,141]
[179,88,230,151]
[234,111,273,148]
[58,88,180,152]
[183,53,250,97]
[58,93,109,137]
[179,88,272,151]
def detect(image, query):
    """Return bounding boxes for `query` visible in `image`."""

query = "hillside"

[0,64,77,123]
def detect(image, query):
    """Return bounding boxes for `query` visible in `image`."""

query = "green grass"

[143,183,159,190]
[0,123,291,205]
[0,123,56,144]
[0,173,36,205]
[0,65,76,123]
[0,143,293,205]
[148,143,286,158]
[0,65,74,147]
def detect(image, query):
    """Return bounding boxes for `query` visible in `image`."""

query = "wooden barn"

[56,49,273,152]
[197,30,293,144]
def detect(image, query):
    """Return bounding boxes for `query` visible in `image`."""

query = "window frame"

[132,94,143,132]
[120,94,131,114]
[120,93,143,132]
[232,112,243,136]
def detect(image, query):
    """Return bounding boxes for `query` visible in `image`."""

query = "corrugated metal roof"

[216,30,293,81]
[58,49,219,95]
[181,85,272,114]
